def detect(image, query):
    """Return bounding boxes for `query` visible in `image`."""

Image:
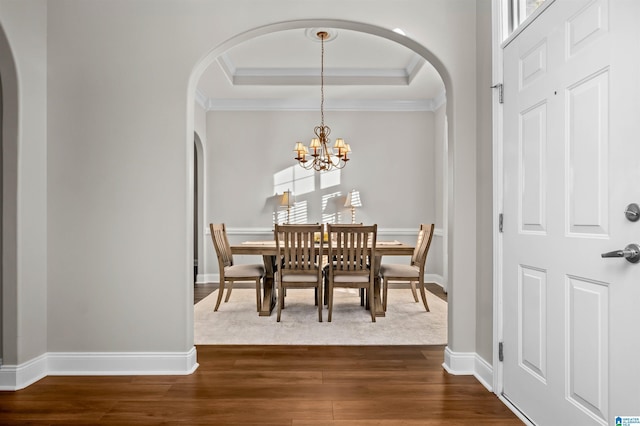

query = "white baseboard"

[424,274,445,289]
[442,346,475,374]
[442,346,494,392]
[0,353,48,391]
[474,354,494,392]
[0,347,198,391]
[196,273,218,284]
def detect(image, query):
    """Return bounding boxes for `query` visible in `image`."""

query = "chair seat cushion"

[224,264,265,278]
[379,264,419,278]
[333,274,371,283]
[282,273,321,283]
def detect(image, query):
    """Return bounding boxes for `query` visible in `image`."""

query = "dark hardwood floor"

[194,282,218,304]
[0,286,521,424]
[0,345,522,425]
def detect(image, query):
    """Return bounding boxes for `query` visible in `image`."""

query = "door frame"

[491,0,507,397]
[491,0,557,412]
[187,18,460,352]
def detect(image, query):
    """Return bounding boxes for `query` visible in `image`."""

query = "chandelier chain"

[320,33,325,127]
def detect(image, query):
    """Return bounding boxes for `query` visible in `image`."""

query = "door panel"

[502,0,640,424]
[520,102,547,233]
[567,0,608,56]
[567,70,608,236]
[566,275,608,420]
[519,265,547,380]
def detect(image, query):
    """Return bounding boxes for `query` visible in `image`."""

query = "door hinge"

[499,213,504,233]
[499,342,504,362]
[491,83,504,103]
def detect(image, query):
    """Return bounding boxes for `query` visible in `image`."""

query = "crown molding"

[432,90,447,110]
[195,89,208,110]
[198,96,445,112]
[406,55,425,84]
[232,68,409,86]
[198,53,445,112]
[217,52,427,87]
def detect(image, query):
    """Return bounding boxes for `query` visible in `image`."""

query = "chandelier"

[293,30,351,172]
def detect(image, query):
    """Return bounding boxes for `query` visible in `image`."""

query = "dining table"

[231,240,415,317]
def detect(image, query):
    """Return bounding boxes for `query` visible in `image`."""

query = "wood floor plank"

[0,345,522,424]
[0,400,116,422]
[294,421,518,426]
[1,382,171,401]
[100,399,334,423]
[176,370,324,386]
[333,398,523,422]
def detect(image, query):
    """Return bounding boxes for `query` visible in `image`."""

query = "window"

[510,0,548,33]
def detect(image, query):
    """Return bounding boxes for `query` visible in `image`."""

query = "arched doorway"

[0,22,20,367]
[0,68,3,364]
[186,19,455,345]
[193,132,205,283]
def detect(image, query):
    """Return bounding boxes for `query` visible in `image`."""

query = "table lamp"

[344,189,362,224]
[280,190,293,223]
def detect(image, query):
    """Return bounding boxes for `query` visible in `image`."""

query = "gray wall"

[208,110,435,226]
[201,109,443,279]
[475,0,494,363]
[0,0,491,367]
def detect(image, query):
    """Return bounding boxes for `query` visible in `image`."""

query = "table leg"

[259,255,276,316]
[373,256,385,317]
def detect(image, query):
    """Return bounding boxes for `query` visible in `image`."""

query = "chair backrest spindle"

[275,224,323,274]
[274,223,324,322]
[328,224,376,274]
[210,223,234,268]
[326,223,377,322]
[411,224,435,270]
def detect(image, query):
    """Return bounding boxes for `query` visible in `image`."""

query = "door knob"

[601,243,640,263]
[625,203,640,222]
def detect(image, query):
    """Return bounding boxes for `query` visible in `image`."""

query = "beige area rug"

[194,287,447,345]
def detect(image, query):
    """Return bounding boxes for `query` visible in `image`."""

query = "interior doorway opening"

[0,71,4,365]
[187,19,454,346]
[0,22,20,368]
[193,133,205,283]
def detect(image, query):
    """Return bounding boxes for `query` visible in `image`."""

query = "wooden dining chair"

[326,224,377,322]
[209,223,265,312]
[274,223,324,322]
[321,223,365,306]
[379,223,435,312]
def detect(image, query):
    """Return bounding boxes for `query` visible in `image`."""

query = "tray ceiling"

[196,27,445,111]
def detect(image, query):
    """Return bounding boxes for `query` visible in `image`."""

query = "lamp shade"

[280,190,293,208]
[344,190,362,208]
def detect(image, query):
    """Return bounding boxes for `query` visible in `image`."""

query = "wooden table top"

[231,240,414,256]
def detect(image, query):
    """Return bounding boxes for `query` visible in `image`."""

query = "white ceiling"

[196,27,445,111]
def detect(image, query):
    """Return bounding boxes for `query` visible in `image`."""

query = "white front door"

[502,1,640,424]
